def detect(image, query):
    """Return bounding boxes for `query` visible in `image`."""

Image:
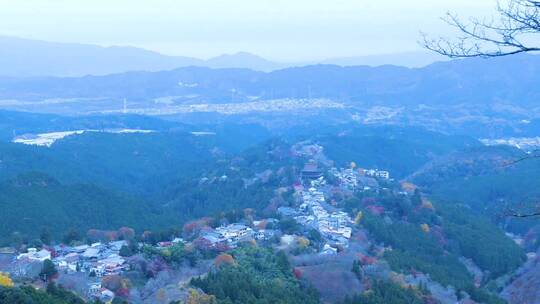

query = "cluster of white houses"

[16,241,130,301]
[282,179,354,254]
[51,241,129,278]
[196,222,278,250]
[330,167,391,192]
[362,169,390,180]
[330,168,359,190]
[16,248,52,262]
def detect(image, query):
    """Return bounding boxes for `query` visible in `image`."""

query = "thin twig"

[422,0,540,58]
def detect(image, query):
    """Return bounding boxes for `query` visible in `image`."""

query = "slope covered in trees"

[0,173,173,245]
[411,145,540,236]
[354,186,524,303]
[0,124,271,196]
[341,281,423,304]
[317,125,479,178]
[0,284,85,304]
[0,132,211,194]
[191,247,320,304]
[0,110,182,141]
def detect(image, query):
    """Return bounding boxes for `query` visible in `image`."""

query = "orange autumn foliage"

[214,253,235,267]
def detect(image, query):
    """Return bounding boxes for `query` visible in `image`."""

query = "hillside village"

[3,2,540,302]
[0,141,531,304]
[12,240,133,302]
[0,142,400,303]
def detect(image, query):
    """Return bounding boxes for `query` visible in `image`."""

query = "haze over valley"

[1,1,540,304]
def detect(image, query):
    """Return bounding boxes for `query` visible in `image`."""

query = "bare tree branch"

[422,0,540,58]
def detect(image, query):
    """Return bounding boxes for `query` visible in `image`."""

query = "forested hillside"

[317,125,479,178]
[411,145,540,237]
[191,247,320,304]
[0,173,172,245]
[0,284,85,304]
[0,114,536,304]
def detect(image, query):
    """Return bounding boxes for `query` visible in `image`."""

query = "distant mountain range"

[0,36,446,77]
[0,53,538,109]
[317,52,447,68]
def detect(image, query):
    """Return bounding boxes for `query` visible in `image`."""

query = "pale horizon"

[0,0,497,62]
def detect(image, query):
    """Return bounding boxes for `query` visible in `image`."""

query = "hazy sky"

[0,0,498,61]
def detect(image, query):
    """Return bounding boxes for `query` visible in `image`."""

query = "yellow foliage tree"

[420,224,430,233]
[187,288,217,304]
[0,272,14,287]
[297,237,310,249]
[161,249,172,257]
